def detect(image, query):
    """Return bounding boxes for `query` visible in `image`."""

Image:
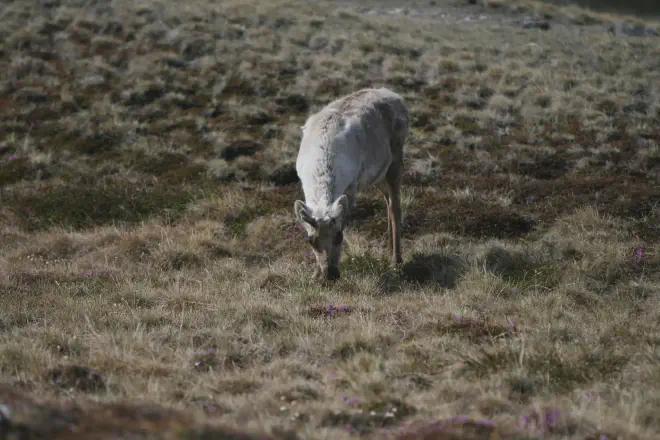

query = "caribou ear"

[330,195,349,227]
[294,200,317,230]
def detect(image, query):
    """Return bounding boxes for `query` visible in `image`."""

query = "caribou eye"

[333,231,343,246]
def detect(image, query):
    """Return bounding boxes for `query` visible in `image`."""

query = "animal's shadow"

[373,252,466,294]
[399,252,466,289]
[379,246,541,294]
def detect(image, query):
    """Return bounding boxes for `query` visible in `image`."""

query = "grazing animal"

[294,87,409,281]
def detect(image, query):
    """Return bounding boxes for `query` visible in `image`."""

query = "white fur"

[295,87,409,221]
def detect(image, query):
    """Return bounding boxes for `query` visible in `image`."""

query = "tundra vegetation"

[1,0,660,439]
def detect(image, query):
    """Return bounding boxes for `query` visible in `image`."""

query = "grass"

[1,0,660,438]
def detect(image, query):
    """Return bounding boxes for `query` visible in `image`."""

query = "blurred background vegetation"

[541,0,660,17]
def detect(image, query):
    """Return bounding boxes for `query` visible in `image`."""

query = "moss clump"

[0,157,31,186]
[6,182,197,231]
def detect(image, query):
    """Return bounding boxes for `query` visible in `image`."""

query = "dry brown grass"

[1,0,660,438]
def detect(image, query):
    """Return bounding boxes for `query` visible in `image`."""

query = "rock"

[219,140,263,161]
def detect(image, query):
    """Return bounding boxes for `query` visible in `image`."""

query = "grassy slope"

[1,0,660,438]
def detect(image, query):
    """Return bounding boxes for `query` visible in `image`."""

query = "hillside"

[1,0,660,438]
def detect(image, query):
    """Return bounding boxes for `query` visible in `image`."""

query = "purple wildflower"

[341,395,359,405]
[543,407,561,428]
[8,155,16,161]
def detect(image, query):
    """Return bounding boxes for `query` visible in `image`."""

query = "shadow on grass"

[401,252,467,289]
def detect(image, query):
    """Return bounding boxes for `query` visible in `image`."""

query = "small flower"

[8,155,16,161]
[543,407,561,428]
